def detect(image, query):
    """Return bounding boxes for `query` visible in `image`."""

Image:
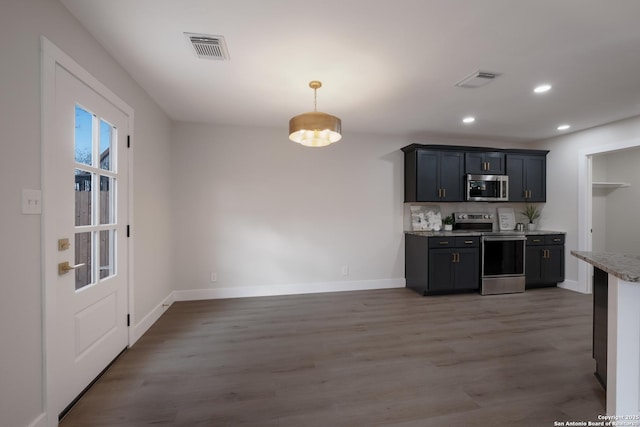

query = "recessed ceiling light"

[557,124,570,131]
[534,84,552,94]
[462,116,475,124]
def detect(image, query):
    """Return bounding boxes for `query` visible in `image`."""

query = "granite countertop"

[405,229,566,237]
[571,251,640,283]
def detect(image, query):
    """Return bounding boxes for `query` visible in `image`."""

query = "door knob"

[58,261,86,275]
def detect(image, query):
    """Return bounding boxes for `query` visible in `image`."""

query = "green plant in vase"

[521,204,540,230]
[443,215,454,231]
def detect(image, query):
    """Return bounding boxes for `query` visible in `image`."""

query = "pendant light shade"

[289,81,342,147]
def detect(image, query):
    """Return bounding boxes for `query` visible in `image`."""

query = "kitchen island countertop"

[571,251,640,283]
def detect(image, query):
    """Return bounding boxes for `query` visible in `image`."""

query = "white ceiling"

[60,0,640,142]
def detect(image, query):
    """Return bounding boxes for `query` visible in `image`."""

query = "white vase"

[528,223,536,231]
[444,224,453,231]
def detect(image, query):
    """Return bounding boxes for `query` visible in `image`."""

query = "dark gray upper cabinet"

[465,152,505,174]
[507,154,547,202]
[405,149,464,202]
[402,144,548,203]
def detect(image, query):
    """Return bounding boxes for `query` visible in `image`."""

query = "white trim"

[557,279,586,294]
[41,36,135,427]
[131,293,175,344]
[577,138,640,295]
[27,413,47,427]
[174,278,406,301]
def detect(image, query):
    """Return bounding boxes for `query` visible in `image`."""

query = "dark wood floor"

[60,287,605,427]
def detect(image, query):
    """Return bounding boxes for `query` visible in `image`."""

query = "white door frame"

[577,137,640,293]
[41,36,135,426]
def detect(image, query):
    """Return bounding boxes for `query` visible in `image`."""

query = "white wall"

[170,124,406,295]
[530,115,640,288]
[0,1,173,426]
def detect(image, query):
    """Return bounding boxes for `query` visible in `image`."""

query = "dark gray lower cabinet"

[405,235,480,295]
[525,234,565,288]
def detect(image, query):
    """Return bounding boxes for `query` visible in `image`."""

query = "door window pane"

[75,169,93,226]
[99,175,114,225]
[75,232,93,290]
[99,119,113,171]
[99,230,115,280]
[75,105,93,166]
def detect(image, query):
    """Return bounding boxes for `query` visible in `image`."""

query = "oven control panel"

[453,212,494,223]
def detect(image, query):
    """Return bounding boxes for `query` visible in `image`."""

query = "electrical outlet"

[210,272,217,283]
[341,265,349,276]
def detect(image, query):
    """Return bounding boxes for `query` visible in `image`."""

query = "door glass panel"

[73,103,119,289]
[75,169,92,226]
[99,119,113,171]
[99,175,114,225]
[99,230,115,280]
[75,105,93,166]
[75,232,93,290]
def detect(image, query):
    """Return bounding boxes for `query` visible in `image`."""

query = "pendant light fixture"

[289,81,342,147]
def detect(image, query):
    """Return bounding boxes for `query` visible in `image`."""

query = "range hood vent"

[455,70,500,88]
[185,33,229,60]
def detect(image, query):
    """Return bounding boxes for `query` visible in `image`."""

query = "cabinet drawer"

[526,236,546,245]
[545,234,565,245]
[429,237,455,248]
[455,236,480,247]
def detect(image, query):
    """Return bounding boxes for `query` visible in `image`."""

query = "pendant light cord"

[313,87,317,112]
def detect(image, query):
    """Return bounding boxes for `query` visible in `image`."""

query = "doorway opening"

[578,139,640,293]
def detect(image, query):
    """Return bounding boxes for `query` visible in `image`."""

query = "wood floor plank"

[60,287,605,426]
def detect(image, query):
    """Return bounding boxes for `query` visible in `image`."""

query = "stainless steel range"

[453,212,526,295]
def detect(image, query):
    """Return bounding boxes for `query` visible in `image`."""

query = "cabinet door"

[484,152,505,174]
[507,154,526,202]
[544,245,564,283]
[439,151,464,201]
[524,156,546,202]
[428,249,454,291]
[416,150,440,201]
[525,246,543,285]
[465,152,505,174]
[464,152,486,174]
[454,248,479,290]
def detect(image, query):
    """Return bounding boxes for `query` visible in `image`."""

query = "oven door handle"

[482,236,527,242]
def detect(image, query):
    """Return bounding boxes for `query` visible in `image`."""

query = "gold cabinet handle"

[58,261,86,275]
[439,241,449,245]
[442,188,446,198]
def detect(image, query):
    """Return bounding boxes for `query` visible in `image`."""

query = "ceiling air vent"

[184,33,229,60]
[455,70,501,89]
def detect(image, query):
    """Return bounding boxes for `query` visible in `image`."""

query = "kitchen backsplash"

[403,202,546,232]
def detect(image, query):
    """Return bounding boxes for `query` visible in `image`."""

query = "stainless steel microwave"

[466,174,509,201]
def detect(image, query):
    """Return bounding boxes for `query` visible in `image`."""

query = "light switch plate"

[22,189,42,215]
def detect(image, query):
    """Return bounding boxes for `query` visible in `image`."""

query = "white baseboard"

[130,292,175,345]
[558,279,590,294]
[27,413,46,427]
[173,278,406,301]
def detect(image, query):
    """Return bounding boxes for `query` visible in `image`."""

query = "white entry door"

[45,62,129,419]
